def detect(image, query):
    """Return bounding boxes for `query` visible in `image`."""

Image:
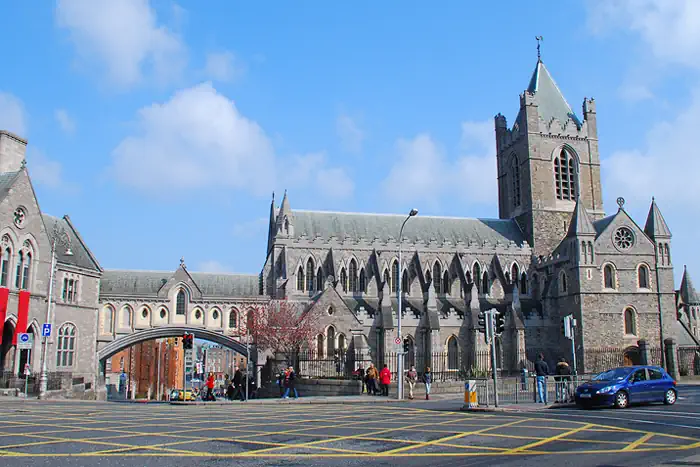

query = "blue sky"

[0,1,698,284]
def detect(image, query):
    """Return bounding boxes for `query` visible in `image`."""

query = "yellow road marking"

[623,432,655,451]
[507,423,595,453]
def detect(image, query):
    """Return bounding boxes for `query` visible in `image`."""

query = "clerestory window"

[554,148,577,200]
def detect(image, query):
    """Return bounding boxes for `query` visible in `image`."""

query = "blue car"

[575,365,677,409]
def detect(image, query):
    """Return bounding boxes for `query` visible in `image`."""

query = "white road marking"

[546,411,700,430]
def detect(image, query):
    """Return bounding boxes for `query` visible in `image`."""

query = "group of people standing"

[357,364,433,400]
[276,366,299,399]
[534,353,573,404]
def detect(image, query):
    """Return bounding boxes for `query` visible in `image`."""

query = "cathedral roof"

[592,215,616,237]
[289,210,527,247]
[99,269,261,298]
[644,198,672,239]
[566,198,595,237]
[0,170,20,200]
[680,266,700,305]
[42,214,101,272]
[527,60,582,128]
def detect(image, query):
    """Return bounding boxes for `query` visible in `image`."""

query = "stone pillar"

[637,339,649,366]
[664,338,680,381]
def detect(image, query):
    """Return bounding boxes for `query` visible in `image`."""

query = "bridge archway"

[97,327,252,362]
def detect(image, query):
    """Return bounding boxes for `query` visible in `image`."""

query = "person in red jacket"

[379,364,391,396]
[205,373,216,401]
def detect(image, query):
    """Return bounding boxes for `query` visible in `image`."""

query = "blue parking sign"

[42,324,51,337]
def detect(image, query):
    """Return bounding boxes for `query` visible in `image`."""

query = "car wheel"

[664,389,677,405]
[614,391,629,409]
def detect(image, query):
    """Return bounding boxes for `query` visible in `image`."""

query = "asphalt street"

[0,384,697,467]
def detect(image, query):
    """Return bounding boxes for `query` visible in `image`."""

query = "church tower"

[495,56,604,256]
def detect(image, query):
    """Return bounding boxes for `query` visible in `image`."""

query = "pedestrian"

[406,366,418,400]
[356,365,365,394]
[555,357,572,403]
[233,367,245,401]
[379,364,391,396]
[366,364,378,395]
[205,372,216,401]
[276,368,286,397]
[422,367,432,400]
[535,353,550,404]
[283,366,299,399]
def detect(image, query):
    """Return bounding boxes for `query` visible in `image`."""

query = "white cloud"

[383,120,496,207]
[196,260,230,273]
[232,217,268,238]
[336,113,365,153]
[0,92,27,136]
[54,109,76,134]
[55,0,186,87]
[588,0,700,70]
[27,148,79,194]
[618,83,654,102]
[282,152,354,199]
[204,51,244,83]
[111,83,353,200]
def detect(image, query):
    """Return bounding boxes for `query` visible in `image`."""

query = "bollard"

[464,380,478,408]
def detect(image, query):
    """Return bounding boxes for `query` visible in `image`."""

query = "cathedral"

[0,57,698,393]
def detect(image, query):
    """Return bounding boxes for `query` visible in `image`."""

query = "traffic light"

[562,315,576,340]
[494,311,506,335]
[477,311,486,334]
[183,333,193,350]
[403,338,410,353]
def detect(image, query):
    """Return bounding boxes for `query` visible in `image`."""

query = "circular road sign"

[394,337,401,345]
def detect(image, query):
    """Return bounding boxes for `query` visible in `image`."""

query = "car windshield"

[593,368,633,382]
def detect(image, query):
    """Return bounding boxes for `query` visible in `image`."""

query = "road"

[0,384,697,466]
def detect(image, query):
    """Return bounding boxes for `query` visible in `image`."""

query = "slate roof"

[527,60,582,128]
[592,215,616,237]
[290,210,527,247]
[680,266,700,305]
[41,214,101,272]
[99,269,261,298]
[567,198,596,237]
[644,198,672,239]
[0,171,20,200]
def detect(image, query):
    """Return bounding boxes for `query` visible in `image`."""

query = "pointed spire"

[567,197,596,237]
[266,192,276,254]
[644,197,672,239]
[680,265,700,305]
[526,59,582,127]
[280,189,290,215]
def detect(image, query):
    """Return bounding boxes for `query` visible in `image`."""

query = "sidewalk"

[169,393,457,406]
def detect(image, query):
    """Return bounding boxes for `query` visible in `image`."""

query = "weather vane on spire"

[536,36,543,60]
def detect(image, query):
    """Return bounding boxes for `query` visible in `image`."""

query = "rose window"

[614,227,634,250]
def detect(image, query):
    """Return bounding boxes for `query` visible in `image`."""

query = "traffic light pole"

[569,318,577,376]
[487,311,499,408]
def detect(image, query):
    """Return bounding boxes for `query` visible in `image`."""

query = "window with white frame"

[56,323,77,368]
[62,275,79,303]
[554,147,577,200]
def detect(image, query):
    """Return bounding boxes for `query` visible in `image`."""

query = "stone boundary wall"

[277,379,467,398]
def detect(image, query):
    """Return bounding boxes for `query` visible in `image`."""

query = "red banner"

[0,287,8,345]
[12,290,30,345]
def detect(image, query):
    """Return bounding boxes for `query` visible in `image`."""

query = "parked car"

[169,389,196,401]
[575,366,677,409]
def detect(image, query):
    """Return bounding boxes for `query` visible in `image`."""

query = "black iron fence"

[678,346,700,376]
[0,371,67,393]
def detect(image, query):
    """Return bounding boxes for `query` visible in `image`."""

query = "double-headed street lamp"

[38,222,73,400]
[397,208,418,401]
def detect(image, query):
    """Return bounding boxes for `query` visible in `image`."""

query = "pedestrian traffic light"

[477,311,486,334]
[403,338,410,353]
[494,311,506,335]
[183,333,193,350]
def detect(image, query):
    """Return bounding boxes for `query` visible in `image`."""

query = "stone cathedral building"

[1,57,699,392]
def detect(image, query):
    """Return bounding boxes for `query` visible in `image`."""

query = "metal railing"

[473,374,593,406]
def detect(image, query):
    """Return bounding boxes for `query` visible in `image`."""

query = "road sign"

[394,337,401,345]
[42,324,51,337]
[18,333,33,350]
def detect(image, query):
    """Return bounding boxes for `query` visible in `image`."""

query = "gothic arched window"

[359,268,366,293]
[511,155,521,207]
[0,247,10,287]
[228,309,238,328]
[511,264,520,289]
[473,263,481,290]
[624,308,637,335]
[383,269,390,289]
[391,260,399,293]
[433,262,442,293]
[21,253,31,290]
[101,306,114,334]
[121,306,132,328]
[520,272,528,294]
[560,271,568,294]
[316,334,324,357]
[402,269,409,294]
[638,264,650,289]
[349,259,358,293]
[56,323,76,368]
[481,271,489,295]
[442,271,449,294]
[604,264,615,290]
[297,266,304,291]
[340,268,348,293]
[316,267,324,291]
[554,147,577,200]
[447,336,459,370]
[326,326,336,356]
[176,289,187,315]
[14,251,24,288]
[306,258,315,292]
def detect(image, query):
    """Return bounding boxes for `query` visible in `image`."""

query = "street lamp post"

[397,208,418,401]
[38,223,72,400]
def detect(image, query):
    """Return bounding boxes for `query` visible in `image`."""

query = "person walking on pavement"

[282,366,299,399]
[366,364,378,395]
[205,373,216,401]
[535,353,550,404]
[356,365,365,394]
[233,368,245,401]
[423,367,432,400]
[555,357,572,403]
[406,366,418,400]
[379,364,391,396]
